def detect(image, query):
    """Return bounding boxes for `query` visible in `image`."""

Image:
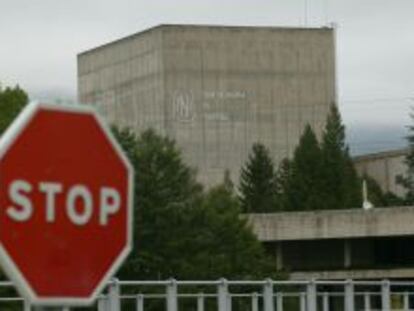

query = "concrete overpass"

[247,206,414,280]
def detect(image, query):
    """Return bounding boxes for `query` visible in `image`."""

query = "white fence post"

[322,292,329,311]
[218,278,228,311]
[166,279,178,311]
[381,280,391,311]
[263,279,274,311]
[108,278,121,311]
[363,292,371,311]
[227,293,232,311]
[276,292,283,311]
[251,292,259,311]
[300,293,306,311]
[306,280,317,311]
[97,295,108,311]
[403,292,409,311]
[197,293,204,311]
[136,293,144,311]
[345,279,354,311]
[23,299,31,311]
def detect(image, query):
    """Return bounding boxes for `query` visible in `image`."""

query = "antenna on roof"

[304,0,308,26]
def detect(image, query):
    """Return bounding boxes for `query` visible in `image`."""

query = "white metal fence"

[1,279,414,310]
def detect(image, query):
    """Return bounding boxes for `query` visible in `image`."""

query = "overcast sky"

[1,0,413,154]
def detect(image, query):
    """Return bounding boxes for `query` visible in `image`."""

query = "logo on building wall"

[173,91,195,122]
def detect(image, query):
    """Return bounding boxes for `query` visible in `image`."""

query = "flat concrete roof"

[78,23,334,56]
[353,148,409,162]
[247,206,414,241]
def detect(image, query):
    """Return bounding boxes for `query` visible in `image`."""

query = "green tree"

[0,85,28,135]
[239,143,279,213]
[286,124,324,211]
[321,104,361,209]
[399,112,414,204]
[113,128,274,280]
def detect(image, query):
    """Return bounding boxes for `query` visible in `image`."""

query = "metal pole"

[300,293,306,311]
[98,296,108,311]
[306,280,317,311]
[166,278,178,311]
[136,293,144,311]
[108,278,121,311]
[251,292,259,311]
[322,292,329,311]
[381,280,391,311]
[363,292,371,311]
[23,299,31,311]
[263,279,274,311]
[276,292,283,311]
[344,279,354,311]
[403,292,409,311]
[218,278,228,311]
[197,293,204,311]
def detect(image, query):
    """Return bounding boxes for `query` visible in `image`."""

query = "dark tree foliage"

[399,112,414,204]
[342,153,363,208]
[0,85,28,135]
[321,104,361,209]
[113,128,274,280]
[239,143,279,213]
[274,158,291,210]
[285,124,324,211]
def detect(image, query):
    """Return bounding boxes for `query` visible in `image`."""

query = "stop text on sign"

[7,179,121,226]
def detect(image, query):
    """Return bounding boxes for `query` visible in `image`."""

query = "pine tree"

[275,158,291,210]
[286,124,324,211]
[239,143,279,213]
[321,104,346,208]
[400,113,414,204]
[321,104,362,209]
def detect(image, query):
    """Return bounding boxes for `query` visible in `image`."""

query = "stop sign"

[0,102,133,305]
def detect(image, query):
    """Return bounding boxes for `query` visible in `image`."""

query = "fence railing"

[0,279,413,310]
[97,279,414,311]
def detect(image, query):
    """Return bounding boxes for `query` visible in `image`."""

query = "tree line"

[239,104,405,213]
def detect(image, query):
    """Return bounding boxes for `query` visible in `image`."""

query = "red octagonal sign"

[0,103,133,305]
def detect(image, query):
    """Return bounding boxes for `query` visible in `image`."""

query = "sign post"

[0,102,133,307]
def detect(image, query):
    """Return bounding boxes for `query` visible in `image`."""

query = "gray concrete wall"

[353,149,408,197]
[247,206,414,241]
[78,24,336,186]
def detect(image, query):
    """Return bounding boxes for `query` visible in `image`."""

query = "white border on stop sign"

[0,101,134,306]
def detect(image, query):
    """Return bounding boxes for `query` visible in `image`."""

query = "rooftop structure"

[353,148,408,197]
[78,24,336,186]
[248,207,414,280]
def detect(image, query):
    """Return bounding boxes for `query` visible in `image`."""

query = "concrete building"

[78,24,336,186]
[248,207,414,280]
[353,148,409,197]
